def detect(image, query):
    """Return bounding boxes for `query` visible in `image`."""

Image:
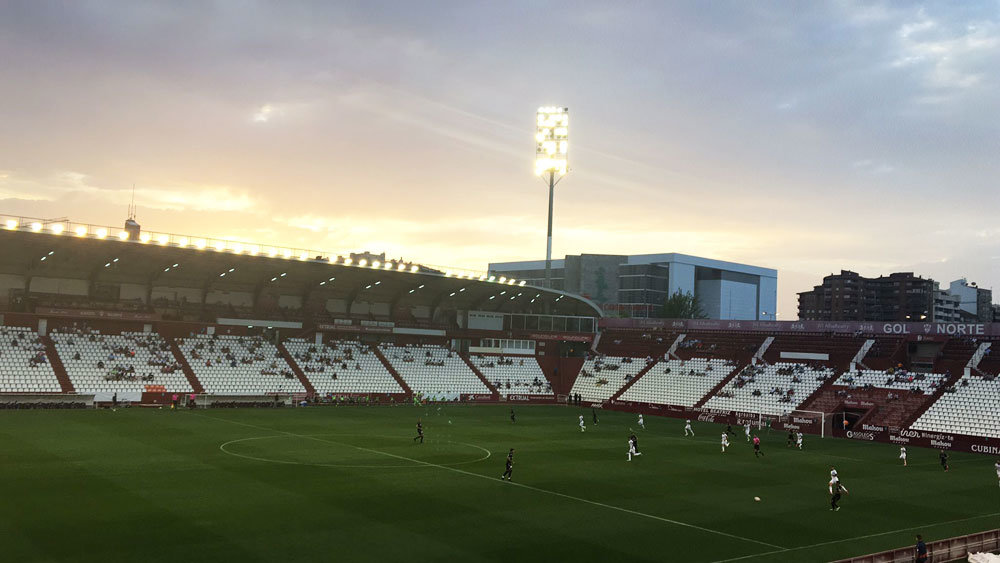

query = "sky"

[1,1,998,318]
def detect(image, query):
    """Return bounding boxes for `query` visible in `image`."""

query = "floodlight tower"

[535,107,569,289]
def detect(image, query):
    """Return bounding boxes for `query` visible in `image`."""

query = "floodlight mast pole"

[545,169,555,289]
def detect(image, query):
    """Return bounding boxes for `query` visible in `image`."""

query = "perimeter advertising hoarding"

[603,399,997,456]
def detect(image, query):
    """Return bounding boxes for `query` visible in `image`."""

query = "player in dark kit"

[501,448,514,480]
[787,430,794,448]
[592,408,598,424]
[413,421,424,444]
[510,408,516,424]
[725,424,734,436]
[829,479,848,511]
[939,450,949,471]
[630,434,640,454]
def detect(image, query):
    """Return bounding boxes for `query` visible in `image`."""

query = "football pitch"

[1,404,997,562]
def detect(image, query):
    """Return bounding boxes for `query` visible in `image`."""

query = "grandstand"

[911,373,1000,438]
[618,358,738,407]
[472,354,552,397]
[0,327,61,393]
[283,338,404,395]
[701,362,834,416]
[570,355,654,402]
[378,343,490,399]
[51,329,192,395]
[177,334,305,395]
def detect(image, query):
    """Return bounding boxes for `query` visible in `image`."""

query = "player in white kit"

[830,466,839,483]
[627,436,642,461]
[899,447,907,466]
[796,431,803,450]
[744,422,751,441]
[684,419,694,436]
[638,414,645,429]
[578,415,586,432]
[721,432,730,453]
[994,460,999,487]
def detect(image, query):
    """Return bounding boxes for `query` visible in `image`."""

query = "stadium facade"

[488,253,777,320]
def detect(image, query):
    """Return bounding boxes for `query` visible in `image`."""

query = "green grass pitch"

[1,404,996,562]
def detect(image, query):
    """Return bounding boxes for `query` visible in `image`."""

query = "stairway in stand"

[459,354,499,399]
[41,335,74,393]
[277,341,316,395]
[372,345,412,395]
[609,360,659,401]
[167,338,205,394]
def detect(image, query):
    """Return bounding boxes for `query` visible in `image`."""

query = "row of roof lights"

[4,218,529,288]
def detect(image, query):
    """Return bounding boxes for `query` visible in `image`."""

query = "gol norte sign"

[598,318,997,336]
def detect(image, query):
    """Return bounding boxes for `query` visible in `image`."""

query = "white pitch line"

[710,511,1000,563]
[197,413,785,551]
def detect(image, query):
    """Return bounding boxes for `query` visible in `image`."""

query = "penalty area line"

[197,413,785,551]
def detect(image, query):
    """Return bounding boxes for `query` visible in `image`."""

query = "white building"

[489,253,777,320]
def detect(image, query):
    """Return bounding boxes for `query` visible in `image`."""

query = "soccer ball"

[448,420,452,424]
[754,496,761,502]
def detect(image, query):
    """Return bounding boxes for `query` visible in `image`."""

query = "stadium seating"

[910,375,1000,438]
[472,355,552,397]
[702,362,834,416]
[0,327,62,393]
[619,358,737,407]
[570,355,654,403]
[378,344,488,399]
[51,330,192,393]
[835,369,948,394]
[178,335,304,395]
[283,338,403,395]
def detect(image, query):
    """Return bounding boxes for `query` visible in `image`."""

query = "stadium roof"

[0,216,602,318]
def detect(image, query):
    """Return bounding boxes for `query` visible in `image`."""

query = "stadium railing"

[833,529,999,563]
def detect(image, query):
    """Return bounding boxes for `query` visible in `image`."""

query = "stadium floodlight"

[30,222,42,232]
[299,251,309,261]
[358,259,367,267]
[410,265,418,273]
[96,228,108,239]
[213,240,226,251]
[117,230,129,240]
[51,223,64,235]
[498,276,507,284]
[232,242,243,254]
[345,258,354,266]
[518,280,526,287]
[4,219,17,230]
[139,232,152,243]
[397,263,406,271]
[157,234,169,245]
[535,106,569,290]
[247,244,259,255]
[372,260,381,269]
[281,248,292,259]
[195,239,207,249]
[74,226,87,237]
[178,236,189,247]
